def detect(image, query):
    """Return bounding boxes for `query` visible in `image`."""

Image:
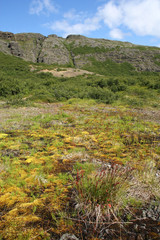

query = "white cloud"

[44,0,160,41]
[63,9,87,21]
[98,0,160,38]
[29,0,57,15]
[48,15,100,37]
[97,1,123,28]
[123,0,160,37]
[109,28,124,40]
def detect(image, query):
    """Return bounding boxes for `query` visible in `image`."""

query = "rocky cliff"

[0,30,160,72]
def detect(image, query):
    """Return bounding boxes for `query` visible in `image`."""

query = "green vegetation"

[69,44,108,55]
[0,52,160,108]
[83,57,135,75]
[65,43,121,56]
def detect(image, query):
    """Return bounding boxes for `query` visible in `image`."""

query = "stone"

[59,233,79,240]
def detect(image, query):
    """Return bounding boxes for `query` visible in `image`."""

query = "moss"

[0,102,160,239]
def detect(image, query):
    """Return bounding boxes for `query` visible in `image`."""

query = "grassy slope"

[0,51,160,108]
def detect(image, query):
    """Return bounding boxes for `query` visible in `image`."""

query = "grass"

[0,101,160,239]
[74,162,134,228]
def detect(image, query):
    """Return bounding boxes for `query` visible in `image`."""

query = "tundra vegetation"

[0,51,160,239]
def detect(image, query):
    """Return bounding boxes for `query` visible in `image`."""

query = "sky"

[1,0,160,47]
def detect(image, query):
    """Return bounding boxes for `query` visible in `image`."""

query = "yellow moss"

[20,214,41,223]
[62,159,70,164]
[64,137,72,143]
[91,136,98,142]
[26,157,35,163]
[44,187,55,193]
[0,133,8,139]
[7,208,18,217]
[7,196,22,207]
[25,175,36,184]
[0,193,10,206]
[26,155,46,164]
[9,144,21,150]
[47,145,57,151]
[81,131,89,135]
[20,170,27,178]
[19,199,44,209]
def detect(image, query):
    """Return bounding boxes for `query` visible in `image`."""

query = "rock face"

[38,35,70,65]
[14,33,46,62]
[0,30,160,72]
[0,31,46,62]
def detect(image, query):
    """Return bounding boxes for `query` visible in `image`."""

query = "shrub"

[88,87,115,103]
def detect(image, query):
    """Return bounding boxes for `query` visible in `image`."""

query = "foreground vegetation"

[0,100,160,239]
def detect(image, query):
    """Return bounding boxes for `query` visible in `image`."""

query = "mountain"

[1,30,160,72]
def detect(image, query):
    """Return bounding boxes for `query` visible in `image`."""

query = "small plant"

[74,163,133,228]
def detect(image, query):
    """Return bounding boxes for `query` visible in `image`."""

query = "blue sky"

[1,0,160,47]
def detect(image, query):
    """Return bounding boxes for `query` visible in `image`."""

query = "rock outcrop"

[0,30,160,72]
[38,35,70,65]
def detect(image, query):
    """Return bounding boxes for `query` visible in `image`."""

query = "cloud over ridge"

[41,0,160,41]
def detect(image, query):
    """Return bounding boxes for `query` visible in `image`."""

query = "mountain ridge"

[1,30,160,72]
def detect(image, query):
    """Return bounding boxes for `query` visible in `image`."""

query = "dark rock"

[0,31,15,40]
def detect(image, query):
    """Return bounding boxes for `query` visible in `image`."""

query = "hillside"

[0,50,160,108]
[1,30,160,72]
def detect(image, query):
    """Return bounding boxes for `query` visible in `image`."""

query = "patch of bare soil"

[40,68,95,78]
